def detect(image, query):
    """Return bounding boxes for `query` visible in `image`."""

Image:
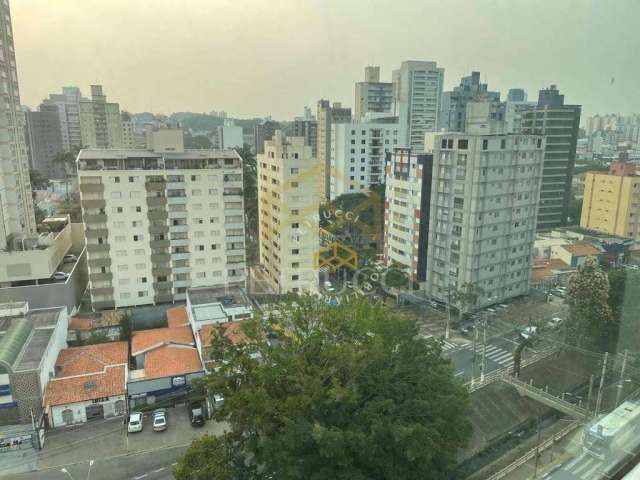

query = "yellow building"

[580,162,640,240]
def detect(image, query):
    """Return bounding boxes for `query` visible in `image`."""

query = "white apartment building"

[394,61,444,152]
[354,66,394,120]
[215,121,243,149]
[0,0,35,250]
[77,132,246,310]
[258,131,319,294]
[42,86,83,151]
[383,148,433,286]
[424,129,545,309]
[330,116,399,199]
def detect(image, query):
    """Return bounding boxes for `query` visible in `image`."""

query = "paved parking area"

[0,406,228,477]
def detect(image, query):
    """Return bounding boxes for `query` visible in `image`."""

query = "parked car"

[188,401,205,427]
[127,412,143,433]
[52,271,69,281]
[152,409,167,432]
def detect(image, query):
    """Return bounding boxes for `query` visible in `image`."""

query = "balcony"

[170,238,189,247]
[150,253,171,263]
[82,199,106,209]
[169,224,189,233]
[146,196,167,208]
[85,213,107,223]
[151,265,171,276]
[171,252,190,261]
[79,183,104,194]
[173,279,191,289]
[148,210,168,221]
[149,224,169,235]
[145,180,166,191]
[89,272,113,282]
[85,228,108,238]
[172,266,190,275]
[150,239,170,249]
[153,280,173,290]
[87,243,109,254]
[92,300,116,310]
[91,286,114,296]
[154,293,173,304]
[88,257,111,269]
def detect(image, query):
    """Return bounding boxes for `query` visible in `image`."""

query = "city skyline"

[13,0,640,120]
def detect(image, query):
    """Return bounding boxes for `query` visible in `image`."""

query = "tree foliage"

[57,193,83,222]
[177,297,472,480]
[53,147,80,200]
[450,283,484,319]
[184,133,213,149]
[29,168,50,190]
[566,256,615,351]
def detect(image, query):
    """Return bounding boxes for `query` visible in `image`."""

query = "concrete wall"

[0,249,88,314]
[49,395,125,428]
[37,310,68,397]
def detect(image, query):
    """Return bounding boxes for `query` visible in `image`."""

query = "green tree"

[184,133,213,149]
[566,256,615,351]
[53,147,80,200]
[29,168,50,190]
[174,433,256,480]
[237,146,258,265]
[119,313,132,342]
[450,282,484,320]
[180,297,471,480]
[57,193,83,222]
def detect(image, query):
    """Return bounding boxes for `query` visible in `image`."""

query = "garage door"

[85,404,104,422]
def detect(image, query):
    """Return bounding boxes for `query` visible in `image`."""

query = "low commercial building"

[43,342,128,428]
[549,243,602,268]
[127,310,204,409]
[0,303,68,426]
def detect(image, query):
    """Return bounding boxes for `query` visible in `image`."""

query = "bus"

[583,400,640,459]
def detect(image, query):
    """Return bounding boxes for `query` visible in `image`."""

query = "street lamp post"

[480,313,487,383]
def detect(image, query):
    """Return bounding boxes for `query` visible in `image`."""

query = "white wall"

[50,395,125,428]
[38,309,68,396]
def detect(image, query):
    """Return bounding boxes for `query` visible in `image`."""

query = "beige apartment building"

[317,100,351,202]
[580,161,640,241]
[78,130,246,310]
[258,131,319,294]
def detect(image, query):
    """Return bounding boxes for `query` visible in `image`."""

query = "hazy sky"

[12,0,640,120]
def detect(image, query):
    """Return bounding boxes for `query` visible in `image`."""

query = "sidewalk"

[0,406,228,477]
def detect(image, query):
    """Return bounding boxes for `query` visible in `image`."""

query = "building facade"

[42,87,83,151]
[121,112,135,148]
[317,100,351,202]
[394,60,444,152]
[254,120,280,155]
[26,104,64,179]
[77,136,246,310]
[79,85,124,149]
[424,130,545,308]
[383,148,433,285]
[521,85,581,230]
[291,118,318,158]
[580,162,640,241]
[330,116,399,199]
[354,66,394,120]
[258,131,319,294]
[439,71,501,132]
[0,0,35,250]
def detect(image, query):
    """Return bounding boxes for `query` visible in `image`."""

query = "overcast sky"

[12,0,640,120]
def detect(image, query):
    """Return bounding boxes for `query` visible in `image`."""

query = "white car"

[52,271,69,281]
[152,409,167,432]
[546,317,563,329]
[63,254,77,263]
[128,412,143,433]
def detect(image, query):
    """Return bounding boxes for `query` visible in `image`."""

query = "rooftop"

[199,321,250,349]
[531,258,573,283]
[55,342,128,377]
[187,285,251,307]
[166,306,189,328]
[134,344,203,381]
[561,242,602,257]
[77,148,239,161]
[69,310,126,331]
[131,326,193,356]
[45,364,126,407]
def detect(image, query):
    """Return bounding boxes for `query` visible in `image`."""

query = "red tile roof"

[166,306,189,328]
[55,342,128,377]
[45,365,126,407]
[131,326,193,355]
[200,321,249,348]
[68,317,92,331]
[531,258,573,283]
[139,345,203,381]
[561,243,601,257]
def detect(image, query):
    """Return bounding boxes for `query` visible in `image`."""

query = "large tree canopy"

[176,297,471,480]
[566,256,615,352]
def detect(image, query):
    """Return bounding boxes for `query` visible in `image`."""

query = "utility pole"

[471,316,478,385]
[533,414,542,478]
[615,349,628,408]
[481,315,487,383]
[586,374,595,414]
[445,285,452,340]
[595,352,609,418]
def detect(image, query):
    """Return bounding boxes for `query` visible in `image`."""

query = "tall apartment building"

[439,71,501,132]
[507,88,527,103]
[0,0,35,249]
[254,120,280,155]
[79,85,124,149]
[580,161,640,241]
[257,131,319,294]
[121,112,135,148]
[26,104,64,178]
[521,85,581,230]
[383,148,433,286]
[214,120,243,149]
[291,118,318,158]
[354,66,394,120]
[394,60,444,152]
[42,86,83,151]
[424,128,545,308]
[317,100,351,202]
[330,115,399,199]
[78,131,246,310]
